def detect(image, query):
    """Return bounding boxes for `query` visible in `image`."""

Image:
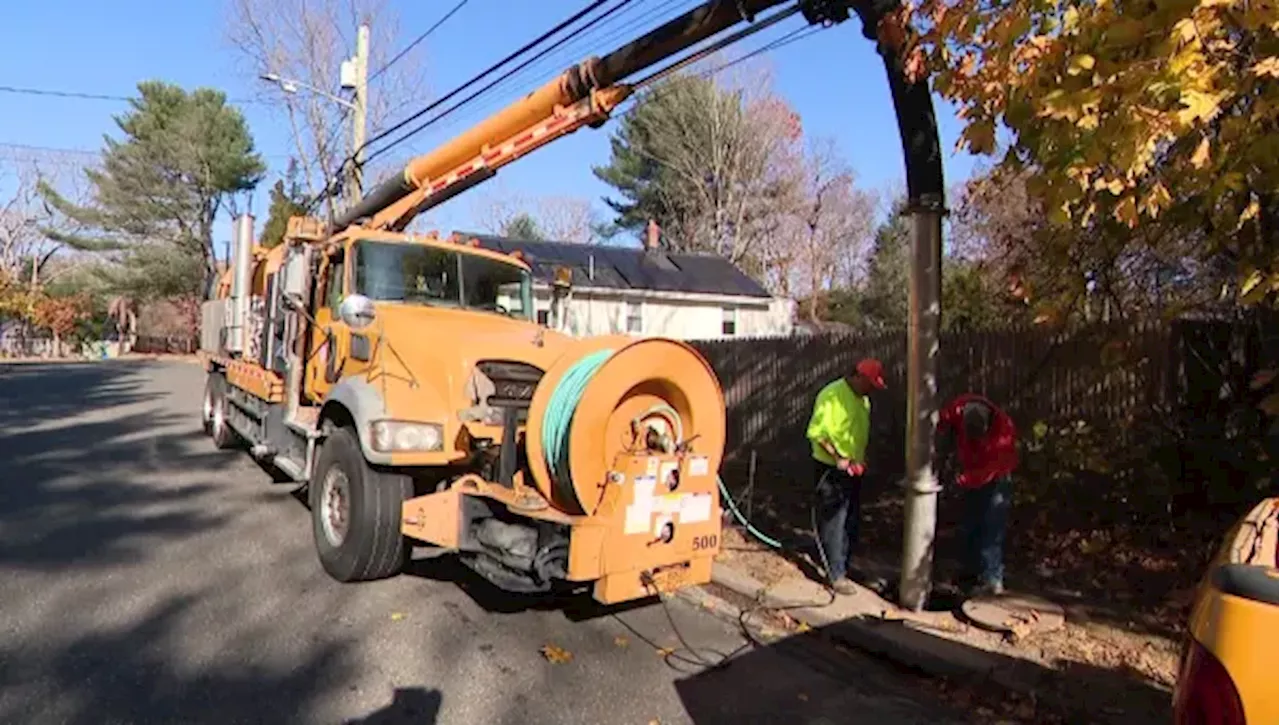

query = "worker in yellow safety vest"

[805,358,886,595]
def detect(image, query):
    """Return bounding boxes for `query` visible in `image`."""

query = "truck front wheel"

[310,426,412,582]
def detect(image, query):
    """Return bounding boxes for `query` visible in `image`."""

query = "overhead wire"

[412,0,701,143]
[0,84,268,106]
[304,0,621,212]
[370,0,471,82]
[355,0,616,161]
[356,0,643,170]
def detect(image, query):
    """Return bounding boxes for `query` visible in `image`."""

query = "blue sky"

[1,0,983,253]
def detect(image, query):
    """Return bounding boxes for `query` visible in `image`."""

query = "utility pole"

[898,196,944,612]
[340,23,370,204]
[350,23,370,204]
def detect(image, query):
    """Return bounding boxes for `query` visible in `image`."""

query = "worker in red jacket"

[936,393,1019,597]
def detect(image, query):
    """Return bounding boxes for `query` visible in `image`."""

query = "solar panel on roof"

[667,254,770,297]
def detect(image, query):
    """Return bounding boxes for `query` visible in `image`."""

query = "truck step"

[272,454,307,482]
[285,407,321,438]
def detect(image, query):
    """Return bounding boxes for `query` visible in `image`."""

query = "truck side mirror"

[338,294,376,330]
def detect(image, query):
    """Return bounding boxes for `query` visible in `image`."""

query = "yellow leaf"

[1252,57,1280,78]
[796,621,812,633]
[1077,112,1100,130]
[1173,18,1198,43]
[1236,198,1261,229]
[1063,6,1080,32]
[1141,184,1170,217]
[1244,270,1264,298]
[1238,269,1276,304]
[655,647,676,657]
[1105,178,1125,195]
[390,612,406,622]
[1114,196,1139,227]
[540,644,573,664]
[1190,137,1211,169]
[614,636,630,648]
[1179,89,1224,124]
[1067,54,1096,75]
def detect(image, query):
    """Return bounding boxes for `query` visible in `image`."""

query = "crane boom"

[335,0,846,231]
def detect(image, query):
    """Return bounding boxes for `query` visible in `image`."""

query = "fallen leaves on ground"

[655,646,676,658]
[613,635,629,648]
[390,612,406,622]
[540,644,573,664]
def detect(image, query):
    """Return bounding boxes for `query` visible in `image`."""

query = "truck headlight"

[370,420,444,452]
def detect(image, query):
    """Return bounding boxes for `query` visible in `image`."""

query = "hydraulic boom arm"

[335,0,852,232]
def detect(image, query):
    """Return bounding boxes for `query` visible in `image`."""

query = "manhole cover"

[961,591,1065,636]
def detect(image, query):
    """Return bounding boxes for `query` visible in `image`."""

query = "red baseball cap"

[856,358,886,389]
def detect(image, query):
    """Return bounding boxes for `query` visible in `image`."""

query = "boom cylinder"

[334,0,795,229]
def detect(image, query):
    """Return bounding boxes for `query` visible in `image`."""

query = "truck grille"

[477,361,543,408]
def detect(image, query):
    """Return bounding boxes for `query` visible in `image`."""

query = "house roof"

[461,233,772,299]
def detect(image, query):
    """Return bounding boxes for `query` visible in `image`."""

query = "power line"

[0,84,268,106]
[0,140,295,162]
[355,0,616,163]
[360,0,641,168]
[370,0,471,82]
[414,0,699,143]
[306,0,620,210]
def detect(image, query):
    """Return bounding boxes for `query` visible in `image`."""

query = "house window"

[722,307,737,336]
[537,309,550,326]
[625,300,642,333]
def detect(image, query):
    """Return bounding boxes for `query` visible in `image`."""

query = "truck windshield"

[352,240,533,320]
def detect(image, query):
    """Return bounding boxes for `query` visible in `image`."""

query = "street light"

[257,24,368,206]
[258,73,357,112]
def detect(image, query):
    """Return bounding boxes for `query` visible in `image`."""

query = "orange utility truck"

[197,0,849,605]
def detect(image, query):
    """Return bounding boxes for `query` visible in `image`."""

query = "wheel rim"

[319,466,350,548]
[212,395,225,437]
[202,387,214,424]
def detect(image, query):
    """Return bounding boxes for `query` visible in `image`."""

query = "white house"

[467,233,794,340]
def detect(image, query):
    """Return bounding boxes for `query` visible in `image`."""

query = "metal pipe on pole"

[229,213,255,355]
[849,0,948,612]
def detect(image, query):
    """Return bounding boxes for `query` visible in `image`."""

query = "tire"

[208,374,240,450]
[310,426,413,582]
[201,374,217,435]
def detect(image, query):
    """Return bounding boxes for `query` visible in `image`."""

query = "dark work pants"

[960,475,1012,587]
[813,460,863,583]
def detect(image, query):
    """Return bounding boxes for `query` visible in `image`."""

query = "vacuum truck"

[198,0,853,604]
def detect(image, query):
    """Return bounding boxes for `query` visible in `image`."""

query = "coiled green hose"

[540,348,787,553]
[541,349,614,488]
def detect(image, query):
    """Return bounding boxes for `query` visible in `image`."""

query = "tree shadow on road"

[0,361,460,724]
[0,363,239,571]
[673,614,1173,725]
[673,620,966,725]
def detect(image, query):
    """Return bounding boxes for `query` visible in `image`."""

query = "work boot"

[829,577,860,596]
[966,579,1005,598]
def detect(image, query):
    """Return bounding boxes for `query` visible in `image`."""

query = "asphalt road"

[0,359,965,725]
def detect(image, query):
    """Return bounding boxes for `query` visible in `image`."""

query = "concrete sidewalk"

[676,559,1170,725]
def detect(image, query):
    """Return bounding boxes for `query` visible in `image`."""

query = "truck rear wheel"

[201,375,216,435]
[208,374,239,450]
[310,425,412,582]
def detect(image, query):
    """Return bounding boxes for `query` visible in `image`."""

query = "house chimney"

[644,219,660,252]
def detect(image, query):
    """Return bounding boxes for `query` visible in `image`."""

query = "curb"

[702,560,1012,684]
